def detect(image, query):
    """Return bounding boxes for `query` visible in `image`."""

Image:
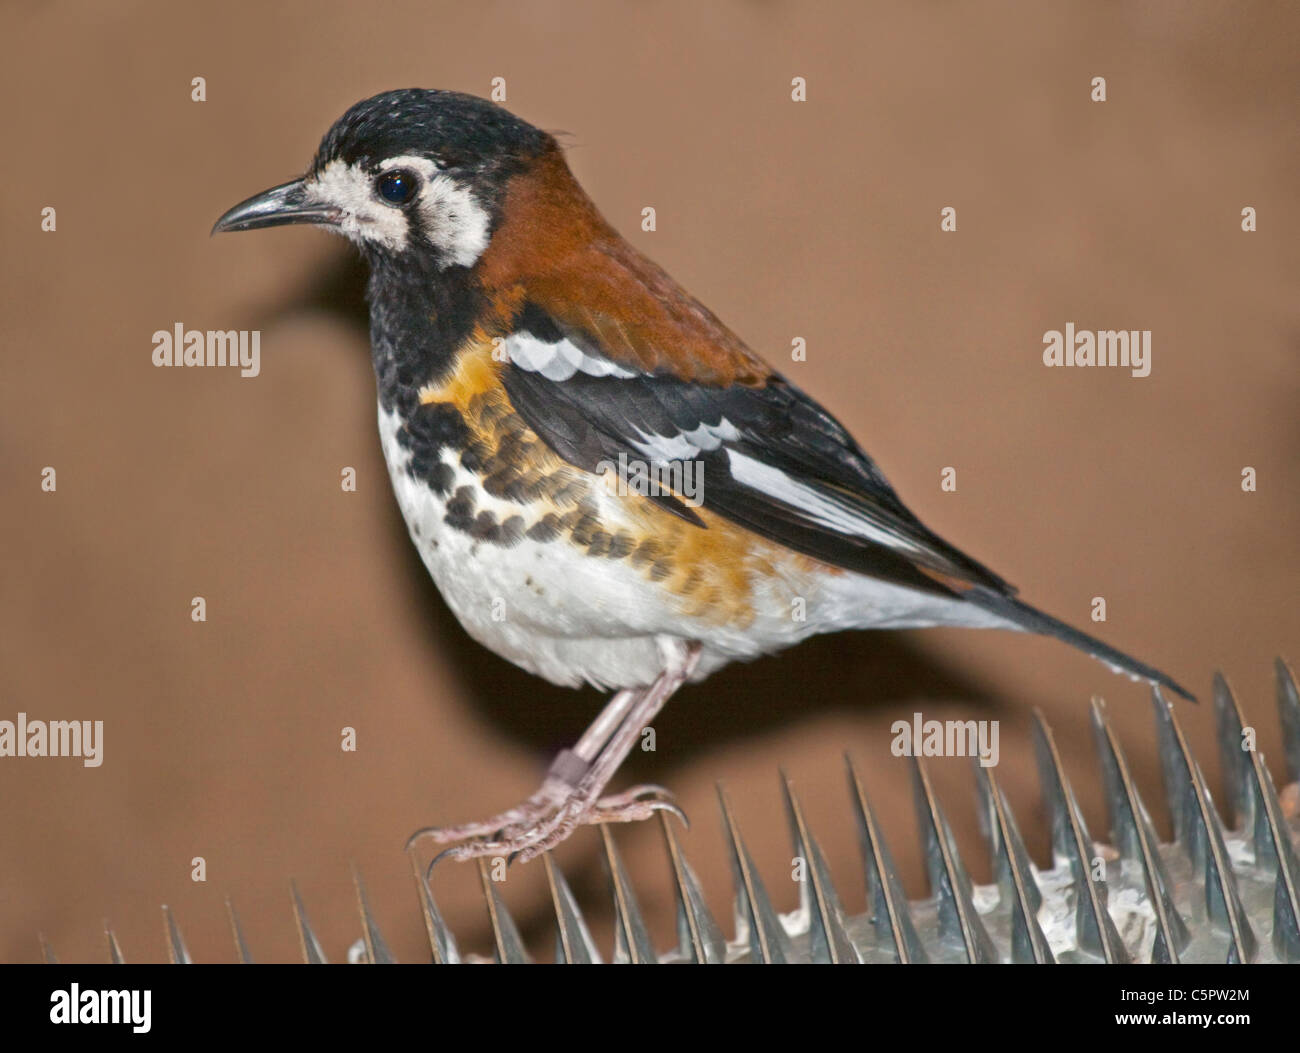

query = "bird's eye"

[376,169,419,205]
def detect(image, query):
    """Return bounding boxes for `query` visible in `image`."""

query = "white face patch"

[306,154,490,267]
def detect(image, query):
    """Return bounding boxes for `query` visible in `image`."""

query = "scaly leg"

[411,638,701,864]
[406,683,648,848]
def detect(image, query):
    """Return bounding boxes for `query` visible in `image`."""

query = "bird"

[213,88,1192,863]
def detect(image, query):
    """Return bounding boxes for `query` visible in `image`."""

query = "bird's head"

[212,88,552,270]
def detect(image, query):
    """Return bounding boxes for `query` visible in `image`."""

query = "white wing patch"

[726,449,923,553]
[505,331,742,462]
[505,331,638,382]
[628,419,741,462]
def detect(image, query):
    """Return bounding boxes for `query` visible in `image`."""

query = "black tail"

[964,586,1196,702]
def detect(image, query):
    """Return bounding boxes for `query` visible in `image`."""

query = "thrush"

[213,88,1191,863]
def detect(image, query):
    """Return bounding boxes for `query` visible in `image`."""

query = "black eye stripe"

[376,169,419,206]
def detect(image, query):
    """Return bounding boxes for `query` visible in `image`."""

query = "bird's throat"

[366,254,485,415]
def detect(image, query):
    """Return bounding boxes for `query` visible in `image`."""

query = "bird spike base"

[48,660,1300,965]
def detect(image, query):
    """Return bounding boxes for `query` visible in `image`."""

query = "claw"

[424,843,468,880]
[599,783,676,809]
[405,824,442,852]
[656,800,691,831]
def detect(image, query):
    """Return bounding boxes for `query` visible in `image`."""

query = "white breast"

[376,406,690,688]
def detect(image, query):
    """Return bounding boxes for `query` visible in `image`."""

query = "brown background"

[2,1,1297,963]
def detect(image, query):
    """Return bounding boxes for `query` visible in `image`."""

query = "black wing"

[499,305,1016,600]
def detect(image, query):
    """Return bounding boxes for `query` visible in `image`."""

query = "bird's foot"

[406,777,574,848]
[411,783,682,868]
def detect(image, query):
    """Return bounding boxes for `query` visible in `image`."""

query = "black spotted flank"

[428,470,642,559]
[397,402,469,496]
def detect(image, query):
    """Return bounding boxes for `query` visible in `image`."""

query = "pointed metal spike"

[1215,674,1281,868]
[1032,710,1129,963]
[224,897,253,963]
[780,772,858,963]
[717,784,793,963]
[1216,673,1300,962]
[350,865,396,964]
[476,858,529,964]
[993,793,1053,964]
[104,923,125,964]
[542,852,601,964]
[659,811,726,963]
[162,905,191,964]
[1277,658,1300,785]
[599,825,658,964]
[1151,687,1257,962]
[845,755,927,963]
[38,934,57,964]
[1249,758,1300,962]
[290,880,327,964]
[1091,699,1137,857]
[911,757,998,963]
[1090,698,1189,960]
[975,765,1053,963]
[1214,673,1254,832]
[974,760,1041,914]
[973,756,1007,890]
[1153,686,1199,852]
[1033,712,1077,863]
[408,851,457,964]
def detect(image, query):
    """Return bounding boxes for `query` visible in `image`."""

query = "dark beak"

[211,178,340,234]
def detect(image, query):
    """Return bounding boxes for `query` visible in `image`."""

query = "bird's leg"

[420,639,701,863]
[405,683,649,848]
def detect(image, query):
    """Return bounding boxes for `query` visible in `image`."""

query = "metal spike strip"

[1151,687,1257,963]
[845,755,927,963]
[1214,674,1255,832]
[600,824,657,964]
[781,773,859,963]
[104,923,125,964]
[37,662,1300,964]
[1214,676,1300,961]
[1031,709,1129,962]
[351,866,395,964]
[1278,658,1300,786]
[290,880,327,964]
[162,906,191,965]
[225,898,253,964]
[477,858,529,964]
[974,764,1054,963]
[912,757,997,962]
[658,811,726,963]
[543,852,601,964]
[1089,698,1190,963]
[718,785,794,963]
[409,851,457,964]
[1252,760,1300,961]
